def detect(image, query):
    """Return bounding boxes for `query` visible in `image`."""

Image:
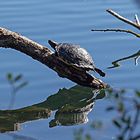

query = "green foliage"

[113,119,122,129]
[6,73,28,94]
[74,88,140,140]
[135,91,140,97]
[6,73,28,109]
[7,73,13,81]
[106,89,140,140]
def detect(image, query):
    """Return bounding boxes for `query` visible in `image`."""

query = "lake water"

[0,0,140,140]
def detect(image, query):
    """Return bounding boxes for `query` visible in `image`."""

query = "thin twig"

[106,9,140,30]
[135,14,140,25]
[107,50,140,69]
[91,28,140,38]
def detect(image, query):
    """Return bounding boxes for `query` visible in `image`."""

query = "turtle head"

[48,40,58,50]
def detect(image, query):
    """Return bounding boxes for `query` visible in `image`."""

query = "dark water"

[0,0,140,140]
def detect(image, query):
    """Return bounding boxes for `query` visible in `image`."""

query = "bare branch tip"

[106,9,110,11]
[134,14,140,25]
[106,9,112,12]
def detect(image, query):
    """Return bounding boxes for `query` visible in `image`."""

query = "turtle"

[48,40,105,77]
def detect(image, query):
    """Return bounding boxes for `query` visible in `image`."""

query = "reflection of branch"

[0,85,105,132]
[106,9,140,30]
[0,27,106,89]
[48,86,105,127]
[108,50,140,69]
[91,29,140,38]
[0,107,51,133]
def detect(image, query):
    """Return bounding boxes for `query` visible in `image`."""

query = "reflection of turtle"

[49,111,89,127]
[48,40,105,77]
[49,103,94,127]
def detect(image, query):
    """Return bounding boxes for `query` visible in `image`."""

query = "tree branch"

[106,9,140,30]
[92,9,140,38]
[0,27,107,89]
[108,50,140,69]
[91,28,140,38]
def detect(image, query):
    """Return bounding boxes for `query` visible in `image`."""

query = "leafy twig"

[7,73,28,109]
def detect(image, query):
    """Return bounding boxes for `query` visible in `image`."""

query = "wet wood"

[0,27,107,89]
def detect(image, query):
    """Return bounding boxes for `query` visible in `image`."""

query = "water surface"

[0,0,140,140]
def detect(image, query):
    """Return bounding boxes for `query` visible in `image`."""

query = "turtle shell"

[56,43,95,71]
[48,40,105,77]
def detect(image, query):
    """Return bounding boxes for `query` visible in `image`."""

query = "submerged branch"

[108,50,140,69]
[0,27,107,89]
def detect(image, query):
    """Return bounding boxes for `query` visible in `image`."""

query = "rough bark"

[0,27,107,89]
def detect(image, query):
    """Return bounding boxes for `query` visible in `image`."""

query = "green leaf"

[7,73,13,81]
[135,91,140,97]
[113,119,122,129]
[14,74,23,82]
[106,106,115,111]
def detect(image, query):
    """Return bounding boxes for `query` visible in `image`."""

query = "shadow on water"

[0,85,105,133]
[108,50,140,69]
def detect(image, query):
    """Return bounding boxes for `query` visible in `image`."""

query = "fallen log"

[0,27,107,89]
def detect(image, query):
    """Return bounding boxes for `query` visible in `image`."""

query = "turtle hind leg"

[94,68,105,77]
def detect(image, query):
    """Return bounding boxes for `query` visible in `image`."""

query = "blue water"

[0,0,140,140]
